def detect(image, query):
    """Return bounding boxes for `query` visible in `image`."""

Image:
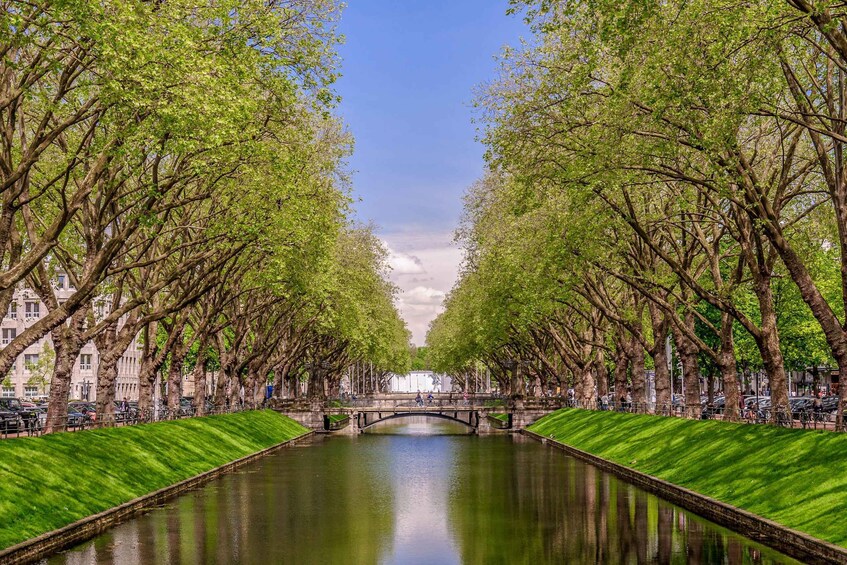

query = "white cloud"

[381,231,463,345]
[386,246,426,275]
[402,286,445,306]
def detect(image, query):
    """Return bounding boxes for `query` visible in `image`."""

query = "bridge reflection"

[363,415,474,435]
[357,408,481,431]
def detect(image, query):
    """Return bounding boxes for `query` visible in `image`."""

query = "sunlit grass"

[0,410,308,549]
[530,409,847,547]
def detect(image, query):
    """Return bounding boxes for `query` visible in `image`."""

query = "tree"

[24,342,54,395]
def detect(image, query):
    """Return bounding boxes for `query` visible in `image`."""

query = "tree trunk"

[675,319,701,419]
[510,364,525,399]
[192,346,208,416]
[837,361,847,430]
[214,363,231,408]
[167,348,186,417]
[628,340,647,412]
[45,340,82,433]
[613,339,629,409]
[95,323,138,426]
[579,365,596,408]
[95,360,119,427]
[754,277,789,421]
[229,371,242,408]
[594,351,608,398]
[44,310,88,433]
[718,313,741,421]
[649,306,671,411]
[308,368,325,402]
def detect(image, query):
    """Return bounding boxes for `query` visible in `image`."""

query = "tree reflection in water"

[447,435,799,565]
[47,437,395,565]
[48,430,797,565]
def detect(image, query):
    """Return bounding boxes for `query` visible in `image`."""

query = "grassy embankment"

[0,410,308,550]
[529,409,847,547]
[327,414,349,423]
[489,413,509,422]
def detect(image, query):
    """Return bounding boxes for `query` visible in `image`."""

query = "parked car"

[26,406,47,429]
[0,398,38,431]
[821,395,840,414]
[68,401,96,423]
[701,396,726,417]
[0,399,22,433]
[178,397,195,417]
[789,397,815,417]
[112,401,138,423]
[66,405,86,428]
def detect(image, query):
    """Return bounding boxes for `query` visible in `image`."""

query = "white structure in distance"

[389,370,452,393]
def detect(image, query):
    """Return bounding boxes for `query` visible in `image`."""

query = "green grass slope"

[529,409,847,547]
[0,410,308,549]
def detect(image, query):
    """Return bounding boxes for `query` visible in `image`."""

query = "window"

[6,302,16,320]
[1,328,15,345]
[80,354,92,371]
[24,354,38,368]
[24,302,39,320]
[23,386,37,398]
[57,274,65,289]
[1,387,13,398]
[94,301,108,319]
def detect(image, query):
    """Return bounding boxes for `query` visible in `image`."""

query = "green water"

[45,417,797,564]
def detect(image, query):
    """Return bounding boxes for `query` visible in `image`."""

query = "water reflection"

[46,424,797,565]
[45,437,396,565]
[448,435,796,564]
[365,415,473,435]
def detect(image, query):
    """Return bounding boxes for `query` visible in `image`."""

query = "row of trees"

[1,0,410,432]
[428,1,847,425]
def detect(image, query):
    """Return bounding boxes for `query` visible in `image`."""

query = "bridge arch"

[357,410,480,431]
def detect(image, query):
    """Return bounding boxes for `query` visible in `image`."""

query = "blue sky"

[336,1,525,344]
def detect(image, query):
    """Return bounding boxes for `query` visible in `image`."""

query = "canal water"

[46,417,797,564]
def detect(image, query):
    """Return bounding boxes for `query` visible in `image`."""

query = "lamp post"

[82,379,91,402]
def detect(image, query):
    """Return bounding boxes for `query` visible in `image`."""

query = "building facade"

[0,280,142,402]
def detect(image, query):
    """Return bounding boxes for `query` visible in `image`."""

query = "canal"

[46,417,797,564]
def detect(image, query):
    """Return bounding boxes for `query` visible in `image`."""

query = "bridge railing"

[317,395,568,411]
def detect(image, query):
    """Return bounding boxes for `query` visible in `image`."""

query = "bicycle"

[774,408,792,428]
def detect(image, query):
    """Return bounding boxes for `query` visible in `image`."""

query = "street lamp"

[82,379,90,401]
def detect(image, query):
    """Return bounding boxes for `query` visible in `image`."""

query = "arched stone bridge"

[275,394,564,435]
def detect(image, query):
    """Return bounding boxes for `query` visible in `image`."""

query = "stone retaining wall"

[521,429,846,565]
[0,431,314,565]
